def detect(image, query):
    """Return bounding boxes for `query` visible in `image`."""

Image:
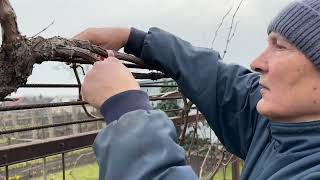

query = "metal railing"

[0,52,240,180]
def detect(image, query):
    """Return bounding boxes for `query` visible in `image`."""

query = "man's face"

[250,32,320,122]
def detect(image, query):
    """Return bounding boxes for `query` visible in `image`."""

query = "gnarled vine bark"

[0,0,153,100]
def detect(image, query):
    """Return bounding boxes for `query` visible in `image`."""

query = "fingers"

[96,56,118,64]
[72,28,94,40]
[81,54,140,108]
[80,75,88,102]
[72,27,130,51]
[107,50,115,58]
[72,28,101,46]
[89,57,120,76]
[72,31,87,40]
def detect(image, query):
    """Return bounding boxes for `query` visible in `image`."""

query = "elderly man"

[75,0,320,179]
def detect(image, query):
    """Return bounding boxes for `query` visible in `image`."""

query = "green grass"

[0,148,94,176]
[213,165,232,180]
[35,160,241,180]
[36,163,99,180]
[201,162,243,180]
[40,163,230,180]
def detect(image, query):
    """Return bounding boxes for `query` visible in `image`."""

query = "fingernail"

[107,50,115,57]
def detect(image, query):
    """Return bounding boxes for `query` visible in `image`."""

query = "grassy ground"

[38,162,240,180]
[36,163,99,180]
[213,165,233,180]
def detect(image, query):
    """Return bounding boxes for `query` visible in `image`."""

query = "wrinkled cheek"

[282,67,306,89]
[272,91,293,112]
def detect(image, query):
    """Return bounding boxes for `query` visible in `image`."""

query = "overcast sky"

[5,0,294,97]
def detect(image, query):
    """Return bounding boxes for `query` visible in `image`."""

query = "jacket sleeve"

[93,90,198,180]
[138,27,262,159]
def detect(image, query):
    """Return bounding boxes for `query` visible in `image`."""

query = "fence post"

[72,106,79,134]
[31,110,38,140]
[43,157,47,180]
[232,158,240,180]
[47,108,55,138]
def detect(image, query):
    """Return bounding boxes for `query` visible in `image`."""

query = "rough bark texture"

[0,0,20,44]
[0,36,35,99]
[0,35,91,100]
[0,0,151,100]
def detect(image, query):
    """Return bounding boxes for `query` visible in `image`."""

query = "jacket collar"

[269,120,320,153]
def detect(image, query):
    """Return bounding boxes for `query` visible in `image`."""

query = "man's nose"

[250,50,269,74]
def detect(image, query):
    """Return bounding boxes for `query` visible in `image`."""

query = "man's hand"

[73,27,130,51]
[81,57,140,108]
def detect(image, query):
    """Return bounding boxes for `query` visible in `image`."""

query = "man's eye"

[275,44,286,50]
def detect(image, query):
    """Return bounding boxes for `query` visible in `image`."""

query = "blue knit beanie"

[268,0,320,68]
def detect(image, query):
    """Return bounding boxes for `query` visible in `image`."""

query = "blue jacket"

[93,27,320,180]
